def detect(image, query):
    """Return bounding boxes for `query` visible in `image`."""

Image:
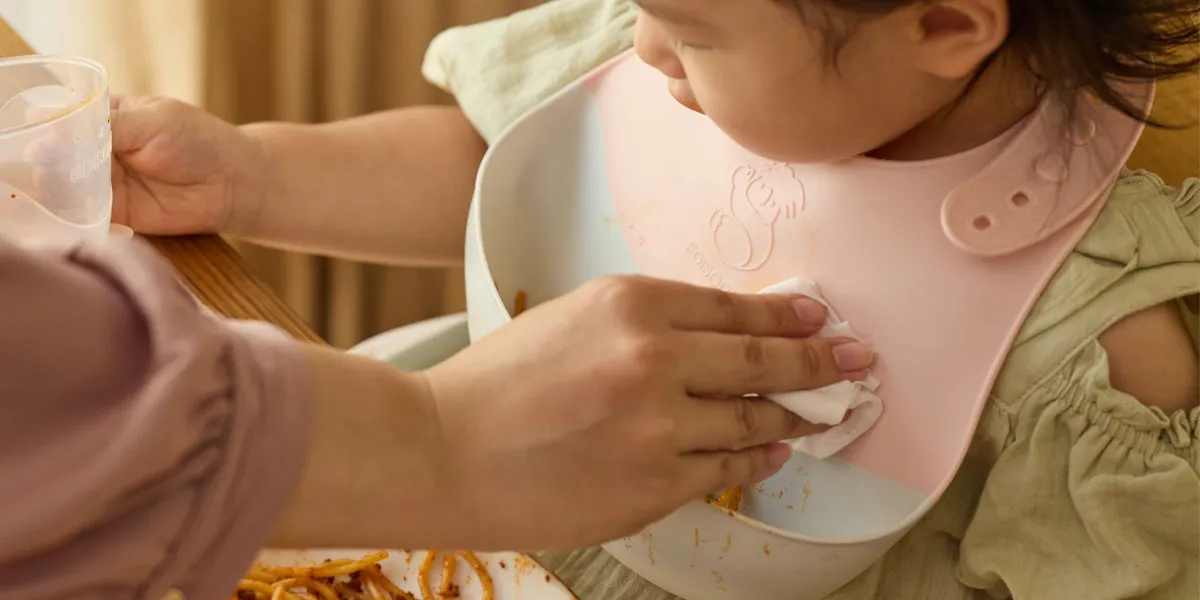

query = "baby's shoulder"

[998,171,1199,415]
[1099,297,1198,414]
[1096,172,1198,413]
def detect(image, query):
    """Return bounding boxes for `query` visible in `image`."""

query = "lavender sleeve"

[0,236,314,600]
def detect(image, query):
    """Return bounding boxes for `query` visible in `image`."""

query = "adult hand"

[423,276,874,550]
[109,95,267,235]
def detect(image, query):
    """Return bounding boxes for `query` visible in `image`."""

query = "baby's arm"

[226,0,636,267]
[238,106,487,267]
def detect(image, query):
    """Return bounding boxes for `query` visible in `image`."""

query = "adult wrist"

[224,123,276,238]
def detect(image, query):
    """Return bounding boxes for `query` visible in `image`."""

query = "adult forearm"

[238,106,487,266]
[270,345,470,552]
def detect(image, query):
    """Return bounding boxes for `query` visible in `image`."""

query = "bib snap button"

[1035,154,1069,183]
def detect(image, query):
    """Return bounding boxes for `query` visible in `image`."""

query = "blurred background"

[0,0,1194,349]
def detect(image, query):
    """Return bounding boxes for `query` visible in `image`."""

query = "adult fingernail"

[791,297,826,327]
[831,340,874,372]
[766,442,792,470]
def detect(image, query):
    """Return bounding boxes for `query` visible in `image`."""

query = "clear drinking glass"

[0,55,111,244]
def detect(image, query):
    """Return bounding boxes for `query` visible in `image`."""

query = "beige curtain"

[198,0,543,348]
[0,0,204,104]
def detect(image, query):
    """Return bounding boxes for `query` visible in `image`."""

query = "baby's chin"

[724,130,866,166]
[669,85,873,165]
[667,80,704,115]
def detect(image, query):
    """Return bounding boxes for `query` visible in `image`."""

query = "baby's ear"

[909,0,1008,79]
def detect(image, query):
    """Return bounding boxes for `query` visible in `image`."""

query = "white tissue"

[761,279,883,459]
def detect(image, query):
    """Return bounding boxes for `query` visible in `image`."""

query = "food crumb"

[514,555,538,576]
[513,290,528,316]
[641,531,658,566]
[711,571,726,591]
[763,544,771,556]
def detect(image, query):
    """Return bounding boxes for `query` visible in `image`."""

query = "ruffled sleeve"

[958,174,1200,599]
[0,236,314,600]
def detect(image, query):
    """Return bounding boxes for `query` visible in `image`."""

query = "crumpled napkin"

[761,278,883,459]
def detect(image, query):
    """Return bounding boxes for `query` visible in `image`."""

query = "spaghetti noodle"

[417,551,494,600]
[234,550,495,600]
[232,552,408,600]
[439,554,457,597]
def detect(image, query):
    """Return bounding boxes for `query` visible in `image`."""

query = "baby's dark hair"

[799,0,1199,125]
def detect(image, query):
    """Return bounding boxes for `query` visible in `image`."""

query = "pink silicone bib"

[464,50,1151,599]
[584,53,1149,495]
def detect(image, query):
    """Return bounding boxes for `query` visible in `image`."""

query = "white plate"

[255,549,577,600]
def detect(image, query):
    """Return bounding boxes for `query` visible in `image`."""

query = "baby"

[421,1,1198,598]
[109,0,1197,598]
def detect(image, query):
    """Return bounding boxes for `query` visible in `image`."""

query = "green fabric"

[422,0,637,144]
[423,3,1200,597]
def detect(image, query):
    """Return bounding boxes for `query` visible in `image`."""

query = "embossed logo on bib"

[710,163,804,271]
